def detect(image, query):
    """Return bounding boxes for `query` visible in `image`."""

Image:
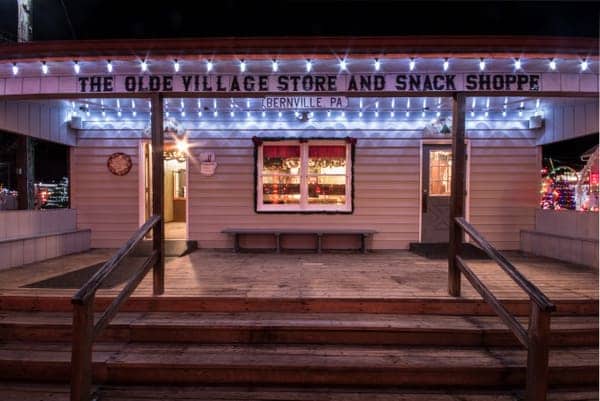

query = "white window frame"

[257,140,352,213]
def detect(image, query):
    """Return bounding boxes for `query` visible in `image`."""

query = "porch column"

[448,93,466,296]
[151,93,165,295]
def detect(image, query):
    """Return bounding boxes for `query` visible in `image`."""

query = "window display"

[257,140,352,212]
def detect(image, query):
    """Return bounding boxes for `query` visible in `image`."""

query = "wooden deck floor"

[0,249,597,302]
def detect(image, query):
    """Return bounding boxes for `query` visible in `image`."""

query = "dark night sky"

[0,1,598,41]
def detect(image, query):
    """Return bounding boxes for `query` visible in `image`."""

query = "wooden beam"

[448,93,466,297]
[525,303,552,401]
[151,93,165,295]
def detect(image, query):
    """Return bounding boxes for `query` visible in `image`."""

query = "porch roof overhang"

[0,35,598,62]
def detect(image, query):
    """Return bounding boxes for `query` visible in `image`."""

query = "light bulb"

[73,61,80,74]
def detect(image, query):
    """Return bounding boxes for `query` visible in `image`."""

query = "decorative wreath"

[107,152,132,176]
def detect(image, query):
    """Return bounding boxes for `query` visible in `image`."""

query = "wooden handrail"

[70,215,162,401]
[72,215,161,305]
[451,216,555,401]
[455,217,556,312]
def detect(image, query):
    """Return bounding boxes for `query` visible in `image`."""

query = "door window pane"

[429,150,452,196]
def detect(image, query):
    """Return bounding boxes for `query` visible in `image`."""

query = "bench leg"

[234,234,240,253]
[275,233,281,253]
[360,234,366,254]
[317,234,323,253]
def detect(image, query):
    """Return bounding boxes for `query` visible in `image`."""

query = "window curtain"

[309,145,346,158]
[263,145,300,158]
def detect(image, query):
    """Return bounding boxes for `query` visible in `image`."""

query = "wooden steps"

[0,311,597,346]
[0,341,597,387]
[1,382,599,401]
[0,295,598,315]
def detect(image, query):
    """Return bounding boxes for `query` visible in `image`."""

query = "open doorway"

[142,142,188,240]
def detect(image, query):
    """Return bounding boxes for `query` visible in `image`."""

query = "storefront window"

[257,141,352,212]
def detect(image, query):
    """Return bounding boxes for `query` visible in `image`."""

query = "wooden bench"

[221,228,377,254]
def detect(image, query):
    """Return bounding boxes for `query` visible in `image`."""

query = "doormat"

[22,258,146,289]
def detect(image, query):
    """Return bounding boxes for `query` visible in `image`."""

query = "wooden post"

[448,93,466,296]
[525,304,551,401]
[17,0,33,42]
[70,301,94,401]
[151,93,165,295]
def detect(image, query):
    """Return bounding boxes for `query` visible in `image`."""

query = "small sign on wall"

[200,151,217,176]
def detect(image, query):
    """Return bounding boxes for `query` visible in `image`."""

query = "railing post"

[70,300,94,401]
[448,92,466,296]
[151,93,165,295]
[525,303,551,401]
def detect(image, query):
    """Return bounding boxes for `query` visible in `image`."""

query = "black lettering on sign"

[230,76,240,91]
[90,76,102,92]
[217,76,227,91]
[409,75,421,91]
[374,75,385,90]
[493,75,504,90]
[243,76,255,91]
[202,76,212,91]
[479,74,491,91]
[302,75,313,91]
[327,76,337,91]
[347,76,358,91]
[433,75,445,90]
[124,76,136,92]
[529,75,540,91]
[314,76,326,91]
[290,76,301,91]
[258,75,269,91]
[465,75,477,90]
[505,75,517,89]
[422,75,433,91]
[277,76,289,91]
[517,74,529,90]
[163,75,173,91]
[395,75,407,90]
[445,75,456,90]
[78,77,89,92]
[182,75,192,91]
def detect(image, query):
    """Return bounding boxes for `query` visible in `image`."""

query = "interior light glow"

[375,101,379,109]
[471,98,476,108]
[479,58,485,71]
[240,60,246,73]
[207,60,213,72]
[12,63,18,75]
[181,110,186,117]
[41,62,48,74]
[117,110,122,117]
[409,58,415,71]
[306,59,312,72]
[375,111,379,117]
[443,58,449,71]
[436,111,441,117]
[106,60,113,73]
[581,59,589,71]
[197,111,202,117]
[405,111,410,117]
[470,110,475,117]
[165,111,170,117]
[262,111,266,117]
[502,110,506,117]
[230,111,234,117]
[173,59,180,72]
[391,98,395,108]
[272,60,278,72]
[406,98,410,108]
[421,110,425,117]
[102,109,106,117]
[73,61,80,74]
[141,60,148,72]
[374,59,380,71]
[247,111,251,118]
[327,110,331,118]
[176,139,188,153]
[514,58,522,70]
[278,111,282,118]
[214,111,218,117]
[484,111,488,117]
[132,110,137,117]
[390,111,395,117]
[536,98,540,109]
[116,99,120,108]
[339,59,347,71]
[485,97,490,108]
[549,58,556,71]
[359,111,363,117]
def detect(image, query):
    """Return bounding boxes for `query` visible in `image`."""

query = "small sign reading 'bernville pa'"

[262,96,348,110]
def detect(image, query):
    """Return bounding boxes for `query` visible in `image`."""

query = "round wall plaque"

[107,152,132,176]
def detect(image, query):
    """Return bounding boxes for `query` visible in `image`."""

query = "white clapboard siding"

[538,100,599,145]
[71,136,140,248]
[468,138,539,250]
[188,137,421,250]
[0,100,76,145]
